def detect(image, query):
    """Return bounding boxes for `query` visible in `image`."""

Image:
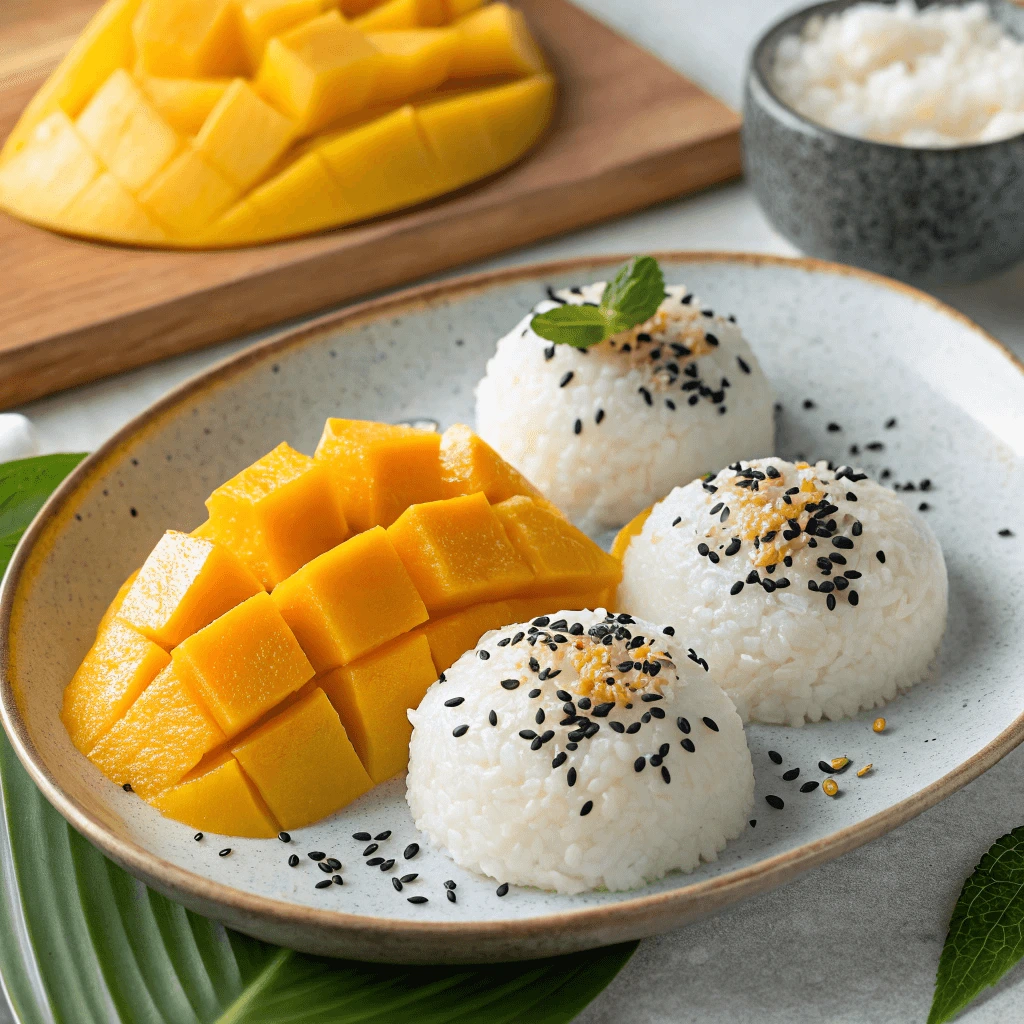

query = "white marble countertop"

[10,1,1024,1021]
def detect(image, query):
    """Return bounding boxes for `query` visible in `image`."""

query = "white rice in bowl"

[618,458,948,726]
[475,283,774,534]
[406,609,753,894]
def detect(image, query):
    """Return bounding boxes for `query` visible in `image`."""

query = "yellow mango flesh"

[65,424,619,836]
[387,491,533,615]
[172,592,314,736]
[202,441,350,589]
[611,506,653,561]
[117,530,264,648]
[88,664,226,798]
[0,0,552,247]
[232,687,373,829]
[272,525,427,672]
[315,419,445,532]
[493,495,622,596]
[153,753,279,837]
[320,631,437,783]
[62,618,170,754]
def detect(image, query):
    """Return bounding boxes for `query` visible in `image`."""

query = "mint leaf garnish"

[929,825,1024,1024]
[530,256,665,348]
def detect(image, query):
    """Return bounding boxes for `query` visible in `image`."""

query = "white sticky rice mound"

[618,458,948,726]
[406,609,753,894]
[474,282,774,534]
[772,0,1024,146]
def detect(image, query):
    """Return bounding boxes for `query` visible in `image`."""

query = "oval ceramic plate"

[2,253,1023,964]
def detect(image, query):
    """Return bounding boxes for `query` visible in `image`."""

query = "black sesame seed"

[610,721,625,733]
[577,697,592,709]
[999,528,1014,537]
[453,724,469,737]
[559,371,574,387]
[315,880,332,889]
[402,844,419,861]
[519,729,537,740]
[876,550,886,563]
[401,873,418,883]
[447,889,457,904]
[849,590,859,606]
[326,858,341,870]
[567,767,577,787]
[194,832,203,841]
[765,795,784,810]
[819,760,836,773]
[309,851,326,861]
[826,594,837,611]
[501,679,519,690]
[444,880,457,890]
[580,801,594,816]
[488,709,498,726]
[366,858,384,866]
[783,767,800,781]
[832,537,854,549]
[529,658,540,672]
[496,883,509,897]
[800,781,819,793]
[497,637,510,647]
[827,423,841,432]
[626,722,641,735]
[681,738,695,752]
[318,862,333,874]
[661,766,671,784]
[552,752,567,769]
[444,697,465,707]
[768,750,783,764]
[392,878,403,892]
[737,356,751,374]
[725,538,741,556]
[353,832,371,841]
[408,897,428,904]
[219,848,231,857]
[362,844,378,857]
[122,783,133,792]
[919,502,930,512]
[478,650,489,661]
[288,854,299,867]
[595,409,605,424]
[634,757,646,772]
[641,693,663,703]
[573,419,582,435]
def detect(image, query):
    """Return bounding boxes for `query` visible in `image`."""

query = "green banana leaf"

[0,454,636,1024]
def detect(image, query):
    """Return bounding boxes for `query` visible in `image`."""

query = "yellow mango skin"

[320,631,437,784]
[133,0,248,79]
[97,570,140,634]
[315,419,445,533]
[272,525,428,672]
[62,618,171,755]
[202,442,350,590]
[449,4,546,79]
[387,492,533,616]
[439,423,542,504]
[256,12,382,135]
[117,530,264,649]
[88,664,226,798]
[611,506,653,561]
[366,31,457,104]
[153,754,279,838]
[232,687,373,830]
[172,592,314,737]
[493,496,622,597]
[353,0,444,31]
[139,77,231,134]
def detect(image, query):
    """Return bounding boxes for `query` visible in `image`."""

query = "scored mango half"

[0,0,553,248]
[63,421,620,836]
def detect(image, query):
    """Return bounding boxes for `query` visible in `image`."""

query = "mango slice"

[172,592,314,736]
[387,491,533,615]
[153,753,279,837]
[97,570,140,633]
[272,525,428,672]
[493,496,622,596]
[439,422,541,503]
[62,618,171,754]
[320,631,437,783]
[117,530,263,649]
[232,687,373,829]
[88,663,226,798]
[611,505,653,561]
[199,441,349,589]
[315,419,445,532]
[0,0,552,247]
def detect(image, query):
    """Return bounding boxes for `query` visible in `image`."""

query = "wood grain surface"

[0,0,741,409]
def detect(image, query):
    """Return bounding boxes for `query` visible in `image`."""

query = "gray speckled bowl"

[743,0,1024,286]
[1,253,1023,964]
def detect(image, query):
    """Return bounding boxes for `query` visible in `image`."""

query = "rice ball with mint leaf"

[475,257,775,534]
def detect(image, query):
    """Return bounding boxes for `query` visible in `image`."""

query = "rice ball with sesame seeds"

[617,458,948,726]
[406,608,753,894]
[474,282,775,534]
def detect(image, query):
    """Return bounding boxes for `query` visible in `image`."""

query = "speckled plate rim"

[2,251,1023,963]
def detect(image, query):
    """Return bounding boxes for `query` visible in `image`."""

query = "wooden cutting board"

[0,0,741,409]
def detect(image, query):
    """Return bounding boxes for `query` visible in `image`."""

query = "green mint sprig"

[530,256,666,348]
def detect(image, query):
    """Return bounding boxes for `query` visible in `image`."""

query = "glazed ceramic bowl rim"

[2,251,1023,956]
[747,0,1024,155]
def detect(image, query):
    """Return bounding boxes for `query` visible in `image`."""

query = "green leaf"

[929,826,1024,1024]
[0,454,87,574]
[529,303,609,348]
[530,256,665,349]
[0,456,637,1023]
[599,256,665,336]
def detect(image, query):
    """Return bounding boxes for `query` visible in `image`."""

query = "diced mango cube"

[97,570,140,633]
[256,12,382,134]
[439,423,542,503]
[415,598,513,673]
[76,69,180,192]
[88,663,226,798]
[353,0,444,31]
[387,492,533,615]
[62,172,169,244]
[172,592,314,737]
[133,0,247,78]
[314,419,445,533]
[493,496,621,596]
[320,631,436,783]
[449,3,546,79]
[195,79,295,189]
[272,525,428,672]
[202,442,350,589]
[152,753,279,837]
[140,76,231,134]
[62,618,171,754]
[238,0,329,68]
[232,687,372,829]
[139,148,238,234]
[365,30,456,103]
[117,530,263,648]
[0,112,100,222]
